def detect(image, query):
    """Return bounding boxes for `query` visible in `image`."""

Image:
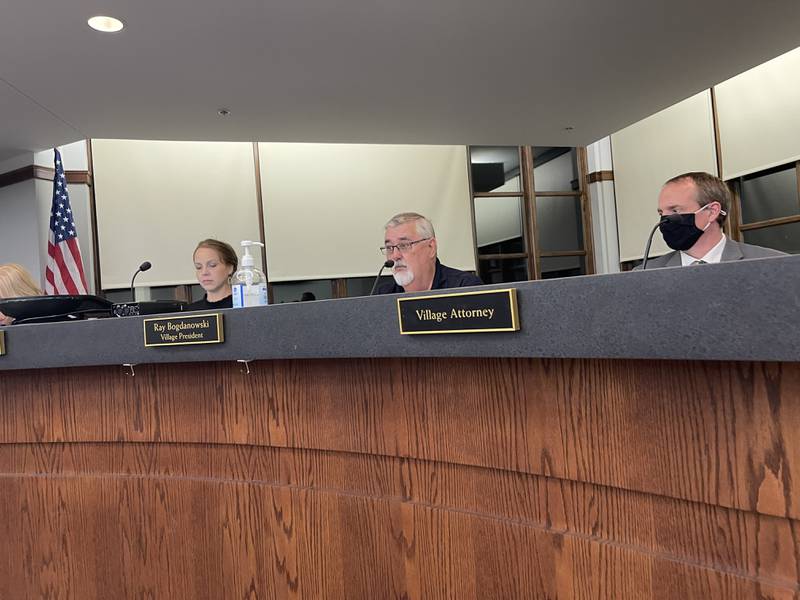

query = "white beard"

[392,267,415,287]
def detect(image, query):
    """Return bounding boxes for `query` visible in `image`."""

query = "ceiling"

[2,0,800,161]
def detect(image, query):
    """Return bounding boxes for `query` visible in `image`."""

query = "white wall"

[34,141,89,171]
[259,143,475,282]
[0,180,42,283]
[0,153,34,174]
[92,139,260,289]
[586,137,619,275]
[715,46,800,179]
[611,91,717,262]
[0,142,96,293]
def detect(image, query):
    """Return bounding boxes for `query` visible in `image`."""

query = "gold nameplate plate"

[143,313,224,347]
[0,330,5,356]
[397,288,520,335]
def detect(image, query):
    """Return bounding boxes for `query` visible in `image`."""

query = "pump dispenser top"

[239,240,263,268]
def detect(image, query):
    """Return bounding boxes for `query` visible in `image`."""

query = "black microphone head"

[139,261,152,272]
[661,214,683,224]
[384,260,395,268]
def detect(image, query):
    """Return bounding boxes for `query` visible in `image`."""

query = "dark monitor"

[0,295,114,324]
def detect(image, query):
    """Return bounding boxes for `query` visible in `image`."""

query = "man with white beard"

[374,212,483,294]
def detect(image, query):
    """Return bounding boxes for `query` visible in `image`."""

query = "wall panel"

[611,91,717,262]
[0,357,798,597]
[92,140,260,289]
[715,46,800,179]
[258,143,475,281]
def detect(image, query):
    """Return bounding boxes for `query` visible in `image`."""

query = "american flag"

[44,149,88,295]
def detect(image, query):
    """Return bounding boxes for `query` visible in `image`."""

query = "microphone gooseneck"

[370,260,395,296]
[640,216,674,270]
[130,261,152,301]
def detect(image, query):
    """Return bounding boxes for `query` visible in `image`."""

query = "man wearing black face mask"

[639,172,785,269]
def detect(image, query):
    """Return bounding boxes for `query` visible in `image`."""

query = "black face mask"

[659,210,708,251]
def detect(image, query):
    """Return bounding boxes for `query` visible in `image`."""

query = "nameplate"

[397,288,520,335]
[0,331,5,356]
[143,313,224,347]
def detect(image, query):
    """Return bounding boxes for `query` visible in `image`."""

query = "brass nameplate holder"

[0,330,5,356]
[397,288,520,335]
[143,313,224,347]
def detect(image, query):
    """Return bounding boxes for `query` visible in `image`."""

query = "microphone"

[641,215,679,270]
[370,260,394,296]
[130,261,152,301]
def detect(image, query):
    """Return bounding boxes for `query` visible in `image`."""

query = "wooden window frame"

[728,160,800,243]
[531,147,595,278]
[468,145,595,282]
[468,147,532,281]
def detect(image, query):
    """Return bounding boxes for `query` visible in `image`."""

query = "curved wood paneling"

[0,357,798,598]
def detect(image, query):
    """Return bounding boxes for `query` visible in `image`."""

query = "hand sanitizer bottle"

[231,241,268,308]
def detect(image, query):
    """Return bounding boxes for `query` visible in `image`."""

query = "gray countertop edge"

[2,254,799,371]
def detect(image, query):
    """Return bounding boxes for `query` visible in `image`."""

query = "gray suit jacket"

[637,239,786,270]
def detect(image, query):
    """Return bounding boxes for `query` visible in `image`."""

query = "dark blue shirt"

[375,259,483,295]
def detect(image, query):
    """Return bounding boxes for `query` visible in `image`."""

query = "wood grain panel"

[0,443,797,596]
[4,358,796,518]
[0,357,798,597]
[0,470,797,598]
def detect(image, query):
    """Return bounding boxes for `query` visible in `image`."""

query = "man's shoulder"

[438,262,483,287]
[727,239,787,259]
[633,251,679,270]
[632,240,786,270]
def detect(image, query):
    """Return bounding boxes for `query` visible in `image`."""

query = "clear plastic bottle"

[231,241,268,308]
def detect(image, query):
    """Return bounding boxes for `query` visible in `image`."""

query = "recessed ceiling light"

[88,16,124,33]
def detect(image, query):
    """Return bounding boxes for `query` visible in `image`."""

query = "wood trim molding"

[472,191,525,198]
[587,170,614,184]
[174,284,192,303]
[711,88,737,240]
[796,160,800,221]
[578,147,596,276]
[86,140,103,294]
[0,165,92,189]
[533,191,581,197]
[252,142,274,305]
[331,278,348,299]
[0,166,33,188]
[738,214,800,232]
[710,87,725,179]
[538,250,588,258]
[477,252,529,261]
[520,146,540,280]
[35,165,92,186]
[727,180,743,241]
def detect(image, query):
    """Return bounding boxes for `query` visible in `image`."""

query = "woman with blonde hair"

[0,263,42,325]
[188,239,238,310]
